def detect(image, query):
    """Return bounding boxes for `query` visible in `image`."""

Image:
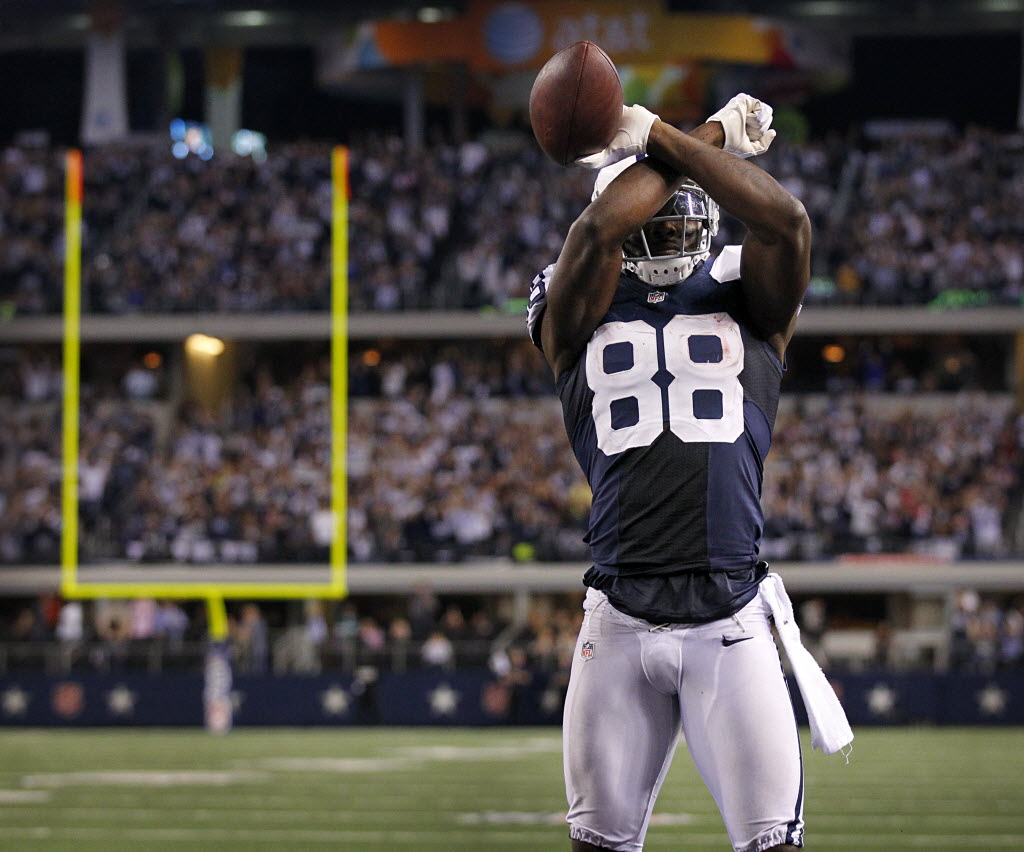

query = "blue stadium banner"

[1,671,1021,727]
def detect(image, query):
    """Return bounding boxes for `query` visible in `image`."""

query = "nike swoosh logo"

[721,636,754,647]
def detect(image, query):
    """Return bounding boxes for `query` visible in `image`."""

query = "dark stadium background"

[0,6,1020,142]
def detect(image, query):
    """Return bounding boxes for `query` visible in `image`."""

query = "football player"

[527,96,852,852]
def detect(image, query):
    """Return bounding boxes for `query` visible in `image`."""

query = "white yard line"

[20,770,269,788]
[0,790,50,803]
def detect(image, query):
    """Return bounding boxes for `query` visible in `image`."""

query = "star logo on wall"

[1,686,29,717]
[321,685,350,716]
[866,683,897,717]
[428,683,460,716]
[106,684,137,717]
[976,683,1008,717]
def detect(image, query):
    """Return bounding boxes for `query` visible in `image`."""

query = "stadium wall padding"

[0,670,1021,727]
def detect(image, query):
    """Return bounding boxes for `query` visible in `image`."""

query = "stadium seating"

[2,343,1020,566]
[2,127,1022,314]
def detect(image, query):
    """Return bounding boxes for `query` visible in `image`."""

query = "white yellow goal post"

[59,147,350,636]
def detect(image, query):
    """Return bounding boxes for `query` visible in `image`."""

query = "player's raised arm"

[541,155,671,379]
[540,111,726,379]
[645,107,810,358]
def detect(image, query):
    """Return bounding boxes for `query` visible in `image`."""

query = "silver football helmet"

[592,157,720,288]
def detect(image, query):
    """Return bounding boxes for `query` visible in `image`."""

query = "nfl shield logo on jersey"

[581,641,595,661]
[647,291,666,304]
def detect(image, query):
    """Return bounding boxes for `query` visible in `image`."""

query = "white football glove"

[706,93,776,158]
[574,104,660,170]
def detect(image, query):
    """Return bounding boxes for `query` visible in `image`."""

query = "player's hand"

[574,104,660,170]
[706,93,776,158]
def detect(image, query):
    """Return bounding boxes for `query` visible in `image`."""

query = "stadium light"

[185,334,225,357]
[222,10,271,27]
[822,344,845,363]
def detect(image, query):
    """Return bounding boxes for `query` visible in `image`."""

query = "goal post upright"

[329,145,349,599]
[59,146,350,605]
[60,149,82,599]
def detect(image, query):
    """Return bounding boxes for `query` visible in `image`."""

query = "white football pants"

[564,587,804,852]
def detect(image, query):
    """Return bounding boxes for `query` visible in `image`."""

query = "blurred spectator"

[5,605,44,641]
[407,585,440,638]
[351,665,382,723]
[333,602,359,641]
[357,616,386,665]
[268,601,328,674]
[92,599,131,669]
[387,616,413,670]
[970,598,1003,674]
[871,621,895,670]
[305,601,329,650]
[1000,599,1024,669]
[950,589,981,671]
[949,590,1024,673]
[130,598,159,640]
[439,605,468,641]
[122,361,160,400]
[155,600,189,652]
[421,629,454,670]
[496,645,535,723]
[233,602,269,674]
[56,601,84,645]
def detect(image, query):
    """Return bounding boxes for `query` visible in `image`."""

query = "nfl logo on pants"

[580,641,595,661]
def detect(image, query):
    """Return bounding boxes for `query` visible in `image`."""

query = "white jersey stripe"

[526,263,555,349]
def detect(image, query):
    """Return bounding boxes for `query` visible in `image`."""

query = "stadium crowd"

[1,344,1022,567]
[2,585,1021,676]
[761,394,1022,561]
[2,125,1022,314]
[0,586,587,685]
[949,588,1024,674]
[832,126,1024,306]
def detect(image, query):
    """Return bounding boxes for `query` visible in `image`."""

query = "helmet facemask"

[622,182,720,287]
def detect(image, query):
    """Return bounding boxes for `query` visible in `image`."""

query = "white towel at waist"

[759,572,854,757]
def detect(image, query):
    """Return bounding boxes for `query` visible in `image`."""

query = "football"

[529,41,622,166]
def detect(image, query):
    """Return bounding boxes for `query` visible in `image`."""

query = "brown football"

[529,41,622,166]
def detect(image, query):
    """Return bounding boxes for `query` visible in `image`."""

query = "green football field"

[1,727,1022,851]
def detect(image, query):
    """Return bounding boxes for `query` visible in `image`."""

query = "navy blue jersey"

[528,247,784,623]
